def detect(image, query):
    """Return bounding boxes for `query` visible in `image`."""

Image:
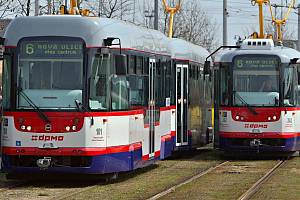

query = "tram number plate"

[251,129,261,134]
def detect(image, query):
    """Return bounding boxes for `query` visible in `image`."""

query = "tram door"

[176,64,188,146]
[146,58,156,158]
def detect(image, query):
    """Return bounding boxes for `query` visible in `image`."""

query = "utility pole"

[132,0,136,23]
[145,10,154,28]
[274,6,277,39]
[223,0,228,45]
[298,4,300,50]
[35,0,39,16]
[154,0,159,30]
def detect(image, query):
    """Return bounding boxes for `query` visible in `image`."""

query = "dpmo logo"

[31,135,64,141]
[244,124,268,129]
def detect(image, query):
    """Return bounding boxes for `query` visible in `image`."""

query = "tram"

[0,15,212,174]
[169,38,213,150]
[214,38,300,154]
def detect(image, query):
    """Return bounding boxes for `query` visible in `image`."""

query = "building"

[0,19,12,37]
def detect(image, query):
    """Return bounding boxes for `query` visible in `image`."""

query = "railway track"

[237,160,286,200]
[147,161,229,200]
[147,159,287,200]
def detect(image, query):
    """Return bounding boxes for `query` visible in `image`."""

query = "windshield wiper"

[233,91,258,115]
[18,87,51,123]
[74,99,94,126]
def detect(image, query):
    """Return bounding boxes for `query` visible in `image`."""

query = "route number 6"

[26,44,34,55]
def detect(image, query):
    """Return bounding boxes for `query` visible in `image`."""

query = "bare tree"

[243,22,296,41]
[83,0,134,19]
[160,1,219,52]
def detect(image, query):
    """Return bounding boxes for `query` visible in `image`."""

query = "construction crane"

[161,0,181,38]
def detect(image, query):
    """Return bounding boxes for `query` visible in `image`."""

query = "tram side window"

[111,76,129,110]
[128,55,136,74]
[128,75,144,107]
[144,57,149,74]
[284,67,296,106]
[220,66,229,105]
[136,56,143,75]
[2,55,12,109]
[164,60,171,106]
[89,54,110,110]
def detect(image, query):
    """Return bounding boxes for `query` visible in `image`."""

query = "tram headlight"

[235,115,240,120]
[20,125,26,130]
[273,116,277,120]
[268,117,271,121]
[65,126,71,131]
[72,125,76,131]
[26,126,32,131]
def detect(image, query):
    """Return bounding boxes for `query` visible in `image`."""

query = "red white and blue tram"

[0,15,212,174]
[214,39,300,154]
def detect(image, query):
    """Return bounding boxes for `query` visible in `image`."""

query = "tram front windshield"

[232,56,279,107]
[17,38,83,109]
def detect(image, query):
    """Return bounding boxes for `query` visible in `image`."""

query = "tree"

[162,1,219,52]
[83,0,134,19]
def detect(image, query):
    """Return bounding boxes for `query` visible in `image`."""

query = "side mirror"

[204,61,211,75]
[115,54,127,75]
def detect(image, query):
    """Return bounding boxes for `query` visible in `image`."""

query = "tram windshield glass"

[232,56,279,107]
[89,53,110,110]
[17,38,83,109]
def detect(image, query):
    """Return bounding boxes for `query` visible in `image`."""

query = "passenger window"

[3,55,12,109]
[128,55,136,74]
[128,75,144,107]
[111,76,129,110]
[136,56,143,75]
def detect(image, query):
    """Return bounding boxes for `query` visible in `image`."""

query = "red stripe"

[220,107,300,111]
[86,46,171,57]
[171,131,176,137]
[3,142,142,156]
[142,150,161,161]
[4,106,174,118]
[4,110,144,117]
[160,105,176,111]
[161,134,172,142]
[4,46,16,48]
[219,132,300,139]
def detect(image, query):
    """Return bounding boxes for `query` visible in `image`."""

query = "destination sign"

[234,56,278,68]
[19,40,83,59]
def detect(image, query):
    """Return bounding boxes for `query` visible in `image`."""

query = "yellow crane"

[161,0,181,38]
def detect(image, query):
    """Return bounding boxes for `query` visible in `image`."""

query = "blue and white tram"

[1,15,212,175]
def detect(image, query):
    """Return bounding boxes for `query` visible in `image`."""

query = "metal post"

[132,0,136,23]
[298,4,300,50]
[154,0,159,30]
[35,0,39,16]
[274,6,277,40]
[223,0,228,45]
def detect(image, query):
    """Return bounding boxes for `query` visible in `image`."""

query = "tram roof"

[4,15,171,55]
[215,46,300,63]
[168,38,210,64]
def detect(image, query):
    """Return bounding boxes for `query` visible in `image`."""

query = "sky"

[197,0,299,45]
[3,0,299,46]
